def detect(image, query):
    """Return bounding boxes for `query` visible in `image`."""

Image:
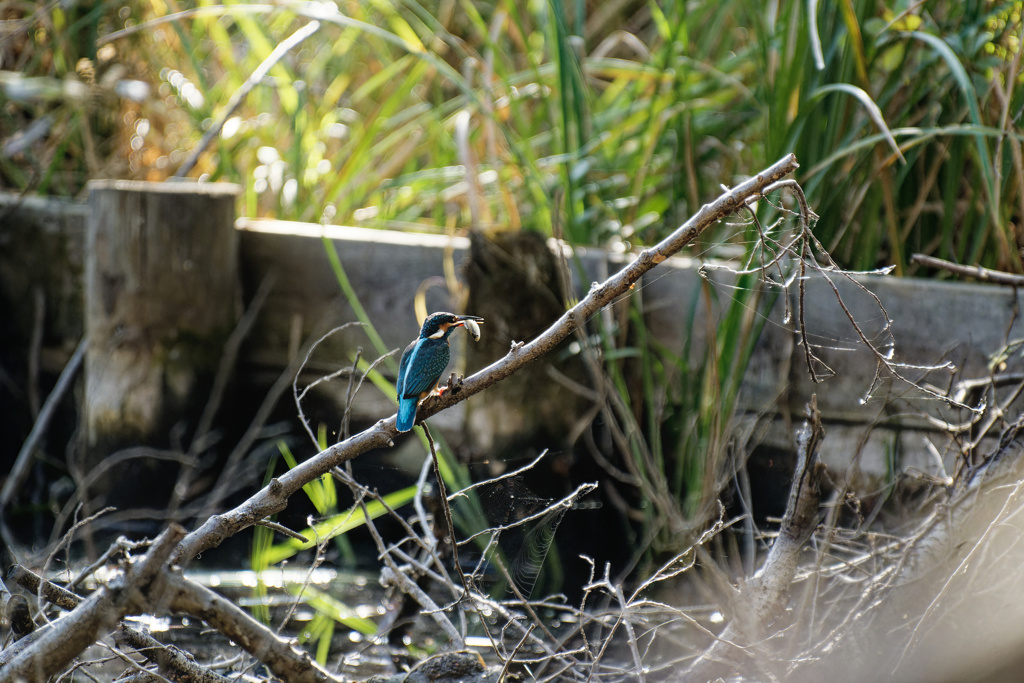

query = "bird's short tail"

[396,397,418,432]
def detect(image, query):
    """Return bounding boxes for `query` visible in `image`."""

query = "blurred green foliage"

[3,1,1022,272]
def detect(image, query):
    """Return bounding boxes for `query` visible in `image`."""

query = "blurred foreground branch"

[683,397,826,681]
[5,540,342,683]
[0,526,184,683]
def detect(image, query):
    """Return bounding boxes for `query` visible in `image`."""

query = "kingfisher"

[395,312,484,432]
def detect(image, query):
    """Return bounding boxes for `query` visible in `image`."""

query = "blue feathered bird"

[395,312,484,432]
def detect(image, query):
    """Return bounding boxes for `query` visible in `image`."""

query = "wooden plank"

[0,193,88,367]
[84,181,241,458]
[240,221,1023,482]
[4,191,1018,488]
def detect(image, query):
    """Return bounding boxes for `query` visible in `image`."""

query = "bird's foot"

[439,372,464,396]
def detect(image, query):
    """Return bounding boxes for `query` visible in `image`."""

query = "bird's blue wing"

[396,341,421,431]
[396,340,416,398]
[395,337,450,432]
[396,338,441,398]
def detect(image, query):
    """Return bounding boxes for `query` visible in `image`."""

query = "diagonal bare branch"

[170,154,801,565]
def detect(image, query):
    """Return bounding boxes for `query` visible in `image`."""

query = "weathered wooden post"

[84,181,240,472]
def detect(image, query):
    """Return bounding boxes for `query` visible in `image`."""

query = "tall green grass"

[6,1,1020,270]
[593,208,783,559]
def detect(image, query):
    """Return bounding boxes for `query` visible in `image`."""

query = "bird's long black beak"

[455,315,485,324]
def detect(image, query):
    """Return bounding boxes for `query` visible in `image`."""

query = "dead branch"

[167,271,278,520]
[347,472,465,646]
[8,564,83,610]
[0,336,87,537]
[0,525,184,683]
[748,395,826,617]
[173,21,321,178]
[115,623,232,683]
[171,153,800,565]
[911,252,1024,286]
[682,396,826,681]
[6,558,342,683]
[156,570,341,683]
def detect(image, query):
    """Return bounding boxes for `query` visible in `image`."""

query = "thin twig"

[1,336,87,513]
[254,519,308,542]
[911,252,1024,286]
[27,287,44,419]
[194,272,277,455]
[168,273,277,519]
[292,322,368,449]
[498,624,537,681]
[421,423,473,602]
[350,480,464,646]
